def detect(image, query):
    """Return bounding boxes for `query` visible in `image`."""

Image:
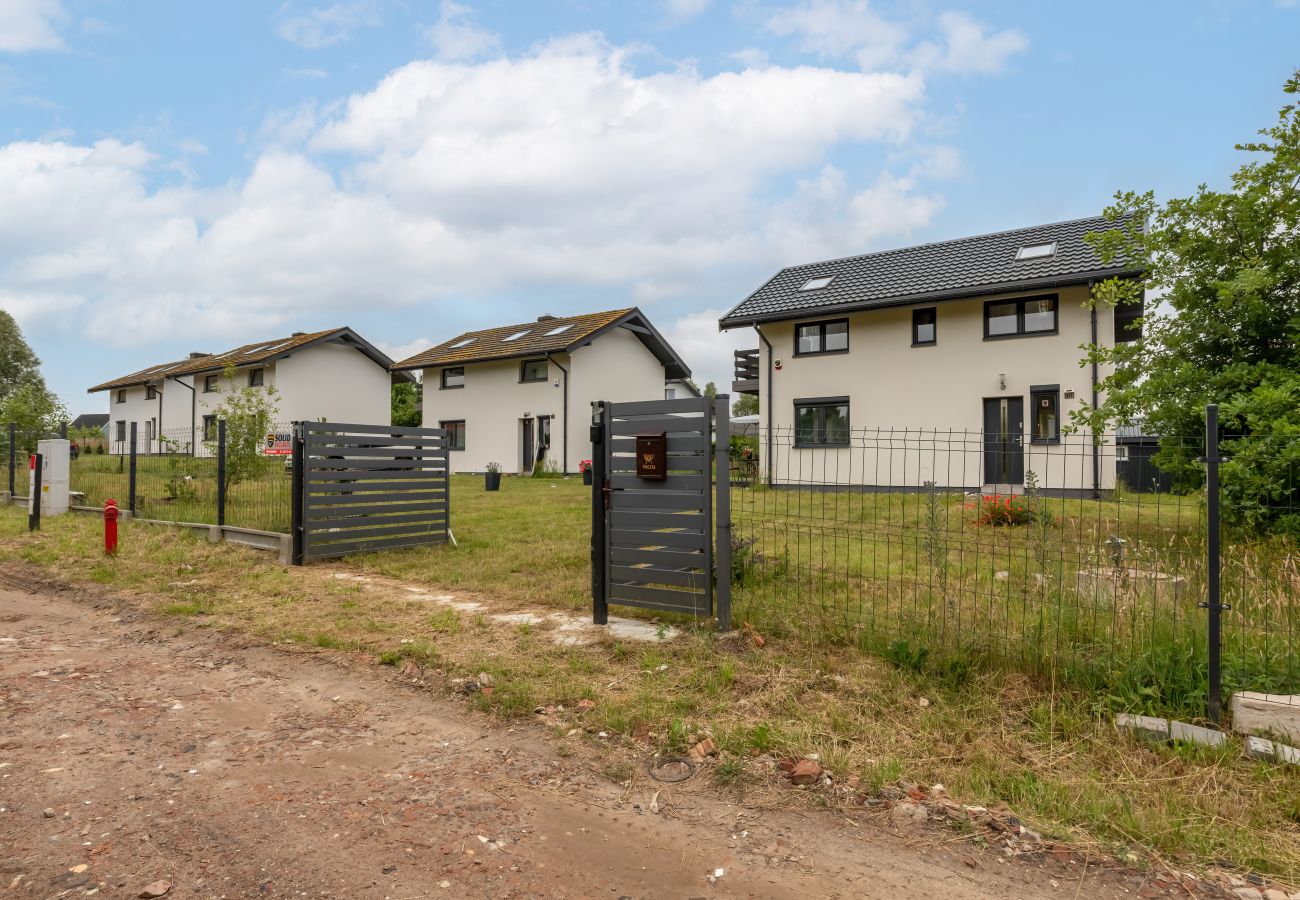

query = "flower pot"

[582,469,593,486]
[485,471,502,491]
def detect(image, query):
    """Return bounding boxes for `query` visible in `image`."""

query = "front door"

[521,417,535,474]
[982,397,1024,486]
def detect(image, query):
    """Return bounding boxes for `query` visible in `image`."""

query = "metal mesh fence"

[728,424,1299,714]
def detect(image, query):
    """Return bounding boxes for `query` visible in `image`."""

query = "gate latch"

[601,479,614,509]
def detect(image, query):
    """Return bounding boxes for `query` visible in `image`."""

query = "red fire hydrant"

[104,499,119,556]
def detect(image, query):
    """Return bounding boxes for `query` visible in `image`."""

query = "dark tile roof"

[87,357,197,393]
[394,307,691,380]
[70,414,109,429]
[720,214,1142,328]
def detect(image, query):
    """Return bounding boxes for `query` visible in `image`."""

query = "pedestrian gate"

[292,422,450,564]
[590,396,730,629]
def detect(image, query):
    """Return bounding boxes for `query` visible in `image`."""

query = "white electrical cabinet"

[33,439,71,517]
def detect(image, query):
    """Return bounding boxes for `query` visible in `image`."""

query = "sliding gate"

[591,396,730,630]
[292,422,450,564]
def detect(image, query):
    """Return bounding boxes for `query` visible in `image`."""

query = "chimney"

[188,352,210,359]
[537,314,556,322]
[291,331,305,337]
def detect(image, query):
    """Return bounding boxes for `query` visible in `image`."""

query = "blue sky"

[1,0,1297,412]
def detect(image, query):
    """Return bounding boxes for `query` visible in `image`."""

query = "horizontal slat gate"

[294,422,450,563]
[603,397,713,617]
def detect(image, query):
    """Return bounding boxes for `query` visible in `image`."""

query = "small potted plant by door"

[580,459,593,486]
[484,461,502,492]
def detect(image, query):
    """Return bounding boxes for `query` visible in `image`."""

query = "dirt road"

[0,581,1214,899]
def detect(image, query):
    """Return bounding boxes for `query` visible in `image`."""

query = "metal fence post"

[59,421,68,440]
[1202,404,1224,721]
[591,401,608,625]
[7,422,14,495]
[128,422,138,514]
[28,452,42,531]
[290,422,304,565]
[217,419,227,527]
[714,394,732,632]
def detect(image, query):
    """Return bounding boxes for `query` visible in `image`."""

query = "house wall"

[754,284,1120,491]
[273,342,393,424]
[103,377,194,454]
[421,355,569,475]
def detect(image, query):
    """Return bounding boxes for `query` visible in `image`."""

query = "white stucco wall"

[273,342,393,424]
[103,377,194,454]
[751,284,1120,492]
[566,326,672,471]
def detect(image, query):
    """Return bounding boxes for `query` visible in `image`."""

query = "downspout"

[547,352,570,475]
[155,382,163,455]
[168,376,196,457]
[755,324,773,486]
[1089,279,1100,499]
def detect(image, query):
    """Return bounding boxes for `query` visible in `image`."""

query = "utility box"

[635,431,667,481]
[35,439,71,517]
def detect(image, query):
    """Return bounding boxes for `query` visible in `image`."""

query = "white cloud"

[663,0,712,22]
[729,47,769,69]
[912,12,1027,75]
[424,1,500,61]
[0,0,66,53]
[663,308,755,393]
[275,1,381,49]
[377,337,433,365]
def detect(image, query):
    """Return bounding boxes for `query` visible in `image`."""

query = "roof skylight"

[544,324,573,336]
[799,276,834,292]
[502,330,531,342]
[1016,242,1057,261]
[450,337,475,348]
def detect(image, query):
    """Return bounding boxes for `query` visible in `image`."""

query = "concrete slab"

[492,613,546,626]
[1170,720,1228,748]
[1116,713,1171,743]
[1231,692,1300,744]
[1246,736,1277,761]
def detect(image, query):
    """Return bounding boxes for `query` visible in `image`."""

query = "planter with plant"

[580,459,593,485]
[485,462,502,491]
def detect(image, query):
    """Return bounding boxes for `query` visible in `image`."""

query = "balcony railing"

[732,349,759,396]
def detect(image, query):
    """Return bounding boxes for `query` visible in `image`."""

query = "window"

[1115,445,1130,461]
[984,295,1057,338]
[248,368,264,387]
[115,420,126,442]
[502,330,530,343]
[146,386,158,400]
[794,318,849,355]
[116,389,126,404]
[202,415,216,442]
[440,420,466,451]
[799,276,834,291]
[794,398,850,446]
[1016,242,1057,261]
[665,387,677,399]
[441,367,464,389]
[544,324,572,336]
[203,374,219,393]
[520,359,548,383]
[146,419,156,442]
[912,307,936,346]
[1030,385,1060,444]
[451,337,475,348]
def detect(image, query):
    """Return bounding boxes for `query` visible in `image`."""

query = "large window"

[794,397,850,446]
[441,367,464,390]
[248,368,264,387]
[912,307,936,346]
[440,419,466,451]
[520,359,548,383]
[1030,385,1060,443]
[985,295,1058,338]
[203,374,219,393]
[794,318,849,356]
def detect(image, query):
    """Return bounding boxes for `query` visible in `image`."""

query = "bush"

[970,493,1037,526]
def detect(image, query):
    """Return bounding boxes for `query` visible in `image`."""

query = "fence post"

[28,452,42,531]
[60,421,68,440]
[1201,404,1224,721]
[591,401,608,625]
[714,394,732,632]
[7,422,14,495]
[128,422,138,514]
[290,422,304,565]
[216,419,227,527]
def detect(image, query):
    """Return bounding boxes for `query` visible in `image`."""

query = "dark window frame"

[248,367,265,388]
[793,318,850,357]
[202,415,217,442]
[203,374,219,393]
[116,389,126,403]
[519,358,548,383]
[440,367,465,390]
[440,419,466,451]
[115,420,126,442]
[793,396,851,448]
[145,385,158,400]
[1029,384,1061,444]
[983,294,1059,340]
[911,307,936,346]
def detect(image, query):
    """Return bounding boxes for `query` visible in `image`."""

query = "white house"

[392,308,692,475]
[719,215,1144,495]
[88,327,405,453]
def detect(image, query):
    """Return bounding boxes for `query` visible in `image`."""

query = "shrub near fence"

[70,423,294,533]
[729,425,1300,718]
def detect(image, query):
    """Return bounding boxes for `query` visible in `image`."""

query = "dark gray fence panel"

[296,421,450,563]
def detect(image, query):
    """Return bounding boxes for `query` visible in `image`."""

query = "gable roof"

[719,214,1143,329]
[392,308,691,380]
[88,327,409,393]
[70,414,109,429]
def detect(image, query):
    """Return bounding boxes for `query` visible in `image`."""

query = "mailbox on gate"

[636,431,667,481]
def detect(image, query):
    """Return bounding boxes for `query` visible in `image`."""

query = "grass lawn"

[1,498,1298,884]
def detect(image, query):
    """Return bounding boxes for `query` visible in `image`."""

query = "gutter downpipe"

[168,376,197,457]
[1089,279,1101,499]
[755,323,773,486]
[546,352,570,475]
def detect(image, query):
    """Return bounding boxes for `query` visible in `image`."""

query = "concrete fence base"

[65,504,290,564]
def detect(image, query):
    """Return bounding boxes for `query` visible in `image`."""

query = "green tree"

[391,382,421,427]
[731,393,759,417]
[702,381,718,398]
[0,382,69,453]
[0,310,46,401]
[1082,70,1300,534]
[208,366,280,504]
